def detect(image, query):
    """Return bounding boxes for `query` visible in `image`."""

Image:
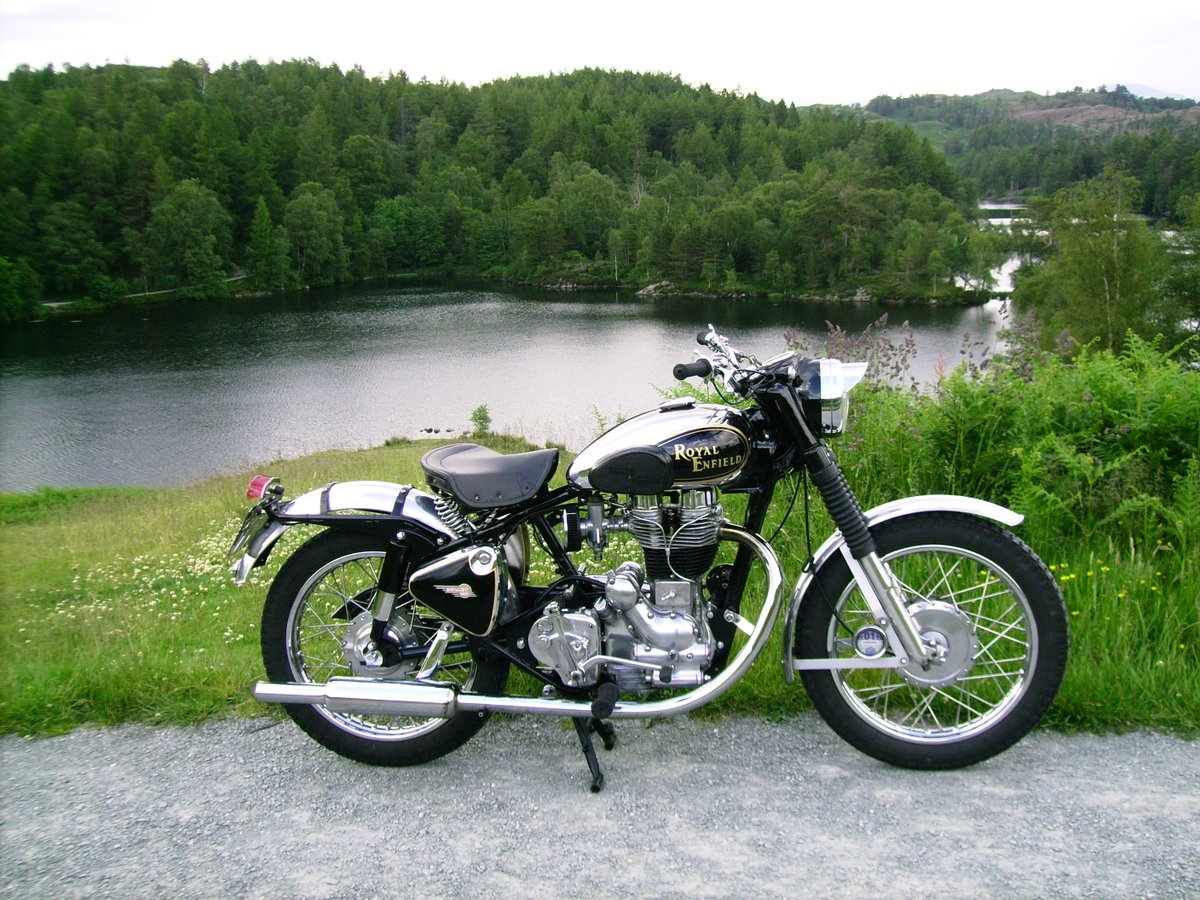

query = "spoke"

[971,654,1028,669]
[929,552,966,597]
[897,552,965,601]
[939,581,1011,608]
[930,684,989,719]
[897,690,937,728]
[298,619,344,638]
[843,599,874,618]
[302,597,346,629]
[849,680,910,703]
[977,616,1028,659]
[975,630,1029,662]
[959,598,1020,636]
[969,604,1022,631]
[955,669,1022,684]
[298,651,348,678]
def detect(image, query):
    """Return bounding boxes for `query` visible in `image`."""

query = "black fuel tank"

[568,399,752,492]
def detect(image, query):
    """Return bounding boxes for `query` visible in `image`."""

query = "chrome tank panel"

[569,401,752,491]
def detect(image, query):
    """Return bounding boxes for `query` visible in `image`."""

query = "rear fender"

[781,494,1023,681]
[230,480,530,587]
[230,481,453,584]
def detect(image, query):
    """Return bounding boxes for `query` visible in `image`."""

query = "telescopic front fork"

[803,443,932,667]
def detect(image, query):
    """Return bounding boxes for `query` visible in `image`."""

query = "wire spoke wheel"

[285,549,476,740]
[797,513,1067,769]
[833,546,1033,739]
[261,529,508,766]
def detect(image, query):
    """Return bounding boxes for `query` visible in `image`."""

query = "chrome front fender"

[781,494,1023,682]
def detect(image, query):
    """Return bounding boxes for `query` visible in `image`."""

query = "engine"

[528,490,725,691]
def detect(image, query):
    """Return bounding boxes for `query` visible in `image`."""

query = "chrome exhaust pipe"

[254,679,459,718]
[253,678,602,718]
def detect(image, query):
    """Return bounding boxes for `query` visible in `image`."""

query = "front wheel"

[261,528,509,766]
[796,512,1068,769]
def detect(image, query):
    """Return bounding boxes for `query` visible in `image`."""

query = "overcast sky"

[3,0,1199,106]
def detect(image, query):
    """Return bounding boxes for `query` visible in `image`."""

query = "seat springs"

[433,495,474,537]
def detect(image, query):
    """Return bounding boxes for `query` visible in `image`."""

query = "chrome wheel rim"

[827,543,1038,743]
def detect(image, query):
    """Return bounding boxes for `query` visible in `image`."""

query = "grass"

[0,442,453,734]
[2,337,1197,737]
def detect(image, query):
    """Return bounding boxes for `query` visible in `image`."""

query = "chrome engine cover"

[528,490,724,692]
[528,604,603,687]
[527,569,716,691]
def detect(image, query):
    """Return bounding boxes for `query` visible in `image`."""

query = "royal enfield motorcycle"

[230,327,1068,791]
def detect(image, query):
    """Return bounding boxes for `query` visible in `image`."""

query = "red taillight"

[246,475,279,500]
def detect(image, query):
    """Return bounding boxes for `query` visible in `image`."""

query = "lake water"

[0,283,1012,492]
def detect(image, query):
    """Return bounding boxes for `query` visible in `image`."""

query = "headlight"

[796,359,869,435]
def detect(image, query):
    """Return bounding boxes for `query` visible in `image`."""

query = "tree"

[367,196,446,272]
[675,121,725,177]
[248,196,296,292]
[36,200,108,296]
[549,161,621,259]
[470,404,491,436]
[283,182,346,286]
[143,179,231,299]
[509,197,564,274]
[1163,194,1200,330]
[0,256,42,321]
[340,134,394,214]
[1015,169,1169,350]
[294,107,340,188]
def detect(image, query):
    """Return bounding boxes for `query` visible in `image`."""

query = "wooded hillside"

[1,60,991,315]
[867,85,1200,213]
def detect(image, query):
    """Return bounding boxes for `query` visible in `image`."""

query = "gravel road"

[2,713,1197,898]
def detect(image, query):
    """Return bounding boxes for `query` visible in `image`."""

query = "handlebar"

[675,325,868,415]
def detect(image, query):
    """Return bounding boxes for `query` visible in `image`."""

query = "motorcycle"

[230,326,1068,791]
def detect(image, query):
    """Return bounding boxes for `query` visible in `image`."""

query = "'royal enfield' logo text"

[672,441,745,473]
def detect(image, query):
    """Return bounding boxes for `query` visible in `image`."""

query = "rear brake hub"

[343,612,417,677]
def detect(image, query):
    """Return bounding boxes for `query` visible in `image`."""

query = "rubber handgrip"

[673,359,713,380]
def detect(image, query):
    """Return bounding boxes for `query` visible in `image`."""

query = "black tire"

[796,512,1068,769]
[261,528,509,766]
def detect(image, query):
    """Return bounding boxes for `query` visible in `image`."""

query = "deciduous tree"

[1016,169,1169,350]
[143,179,231,299]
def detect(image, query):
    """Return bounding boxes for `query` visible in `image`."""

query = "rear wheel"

[261,529,508,766]
[796,513,1068,769]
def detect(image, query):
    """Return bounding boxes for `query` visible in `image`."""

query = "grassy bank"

[0,443,452,734]
[2,341,1197,737]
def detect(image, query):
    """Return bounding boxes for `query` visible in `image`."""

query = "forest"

[1,61,1199,330]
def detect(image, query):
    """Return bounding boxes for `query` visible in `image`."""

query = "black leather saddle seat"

[421,443,559,510]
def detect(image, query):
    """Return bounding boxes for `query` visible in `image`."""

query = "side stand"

[571,717,617,793]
